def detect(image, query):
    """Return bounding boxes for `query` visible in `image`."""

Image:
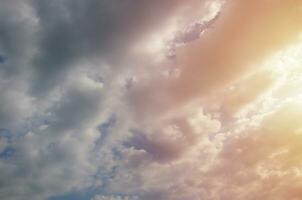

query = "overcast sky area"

[1,0,302,200]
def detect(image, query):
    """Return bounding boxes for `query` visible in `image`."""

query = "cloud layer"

[1,0,302,200]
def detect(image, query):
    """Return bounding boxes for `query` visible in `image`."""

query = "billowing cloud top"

[1,0,302,200]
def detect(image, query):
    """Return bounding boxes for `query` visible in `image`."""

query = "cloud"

[197,100,302,200]
[0,0,38,76]
[102,99,302,200]
[0,75,105,200]
[91,195,138,200]
[1,0,302,200]
[129,0,302,118]
[0,0,213,199]
[29,0,207,95]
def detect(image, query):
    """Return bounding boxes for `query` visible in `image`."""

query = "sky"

[1,0,302,200]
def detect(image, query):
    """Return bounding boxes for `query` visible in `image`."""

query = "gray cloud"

[29,0,198,95]
[0,0,210,199]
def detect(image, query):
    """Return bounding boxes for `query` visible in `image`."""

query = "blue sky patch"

[0,55,6,63]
